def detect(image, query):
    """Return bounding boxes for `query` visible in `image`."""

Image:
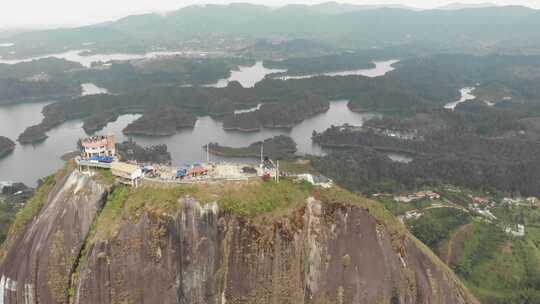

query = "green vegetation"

[315,186,407,236]
[378,197,431,215]
[70,58,243,94]
[0,58,83,104]
[219,180,312,218]
[91,186,130,240]
[0,136,15,158]
[392,182,540,303]
[0,58,82,80]
[264,49,396,75]
[92,169,116,186]
[455,223,540,303]
[208,135,297,160]
[0,78,78,105]
[8,175,56,235]
[0,183,33,243]
[116,141,171,164]
[90,180,314,240]
[122,105,197,136]
[89,177,412,246]
[279,159,318,175]
[7,162,72,236]
[313,123,540,196]
[408,208,471,249]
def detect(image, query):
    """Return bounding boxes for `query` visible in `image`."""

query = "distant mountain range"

[1,2,539,58]
[436,2,497,10]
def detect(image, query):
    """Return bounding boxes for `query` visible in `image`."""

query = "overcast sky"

[1,0,539,30]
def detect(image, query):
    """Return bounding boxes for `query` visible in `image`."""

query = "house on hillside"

[111,162,142,187]
[296,174,333,188]
[187,165,208,178]
[473,197,490,206]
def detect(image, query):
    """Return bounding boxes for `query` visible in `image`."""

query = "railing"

[75,158,112,169]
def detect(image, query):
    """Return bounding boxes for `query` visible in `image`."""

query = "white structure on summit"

[81,134,116,158]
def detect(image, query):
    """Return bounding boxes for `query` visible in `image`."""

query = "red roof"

[188,166,208,175]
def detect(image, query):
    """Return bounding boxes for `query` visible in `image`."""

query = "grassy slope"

[89,176,408,243]
[432,219,540,304]
[7,162,73,236]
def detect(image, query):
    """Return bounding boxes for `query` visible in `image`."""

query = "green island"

[0,136,15,158]
[207,135,297,160]
[122,106,197,136]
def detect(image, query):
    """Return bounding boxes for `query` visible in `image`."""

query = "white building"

[296,174,333,188]
[111,162,143,187]
[81,134,116,158]
[505,224,525,237]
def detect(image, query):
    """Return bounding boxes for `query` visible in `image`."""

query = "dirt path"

[439,223,474,266]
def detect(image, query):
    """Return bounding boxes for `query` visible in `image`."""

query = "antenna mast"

[260,142,264,163]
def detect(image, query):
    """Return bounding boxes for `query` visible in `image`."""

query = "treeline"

[395,54,540,104]
[264,47,413,76]
[0,183,33,243]
[69,57,248,93]
[123,105,197,136]
[0,78,79,105]
[0,58,82,104]
[116,141,171,164]
[312,125,540,195]
[223,93,329,131]
[0,56,250,105]
[0,58,82,79]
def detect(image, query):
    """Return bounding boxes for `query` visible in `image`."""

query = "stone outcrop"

[74,198,476,304]
[0,170,110,304]
[0,169,478,304]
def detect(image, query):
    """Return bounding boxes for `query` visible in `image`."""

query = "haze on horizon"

[1,0,539,30]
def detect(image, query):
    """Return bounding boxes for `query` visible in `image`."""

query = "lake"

[0,49,185,68]
[444,87,476,110]
[207,61,287,88]
[277,60,399,80]
[0,57,398,186]
[0,100,375,186]
[209,60,399,87]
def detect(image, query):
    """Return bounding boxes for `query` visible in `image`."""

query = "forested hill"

[2,4,540,57]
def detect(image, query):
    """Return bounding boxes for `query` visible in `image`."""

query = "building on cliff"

[81,134,116,158]
[111,161,142,187]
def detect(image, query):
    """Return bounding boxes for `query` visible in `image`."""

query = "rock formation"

[0,167,478,304]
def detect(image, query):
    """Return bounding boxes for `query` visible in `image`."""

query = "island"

[82,111,119,134]
[18,125,48,144]
[207,135,297,160]
[18,81,331,143]
[0,136,15,158]
[222,94,329,132]
[122,106,197,136]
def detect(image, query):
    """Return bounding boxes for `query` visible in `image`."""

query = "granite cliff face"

[0,169,479,304]
[0,169,110,304]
